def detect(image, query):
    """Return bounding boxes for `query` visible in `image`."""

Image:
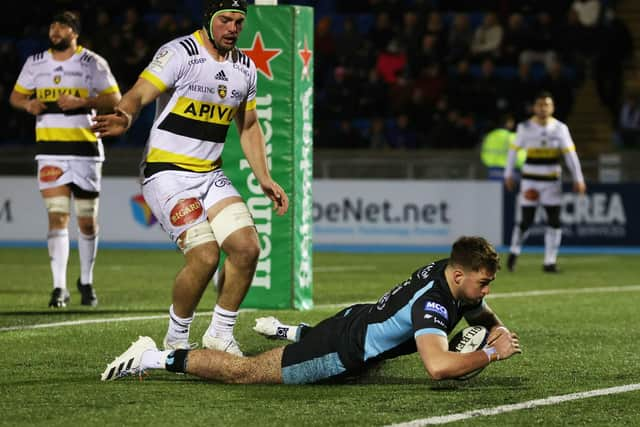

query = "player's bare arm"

[416,333,494,380]
[58,91,121,114]
[235,107,289,216]
[9,91,47,115]
[91,78,160,137]
[463,303,518,344]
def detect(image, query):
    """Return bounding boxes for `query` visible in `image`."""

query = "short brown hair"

[52,11,81,34]
[448,236,500,274]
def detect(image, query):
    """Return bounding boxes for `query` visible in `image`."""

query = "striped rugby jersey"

[13,46,120,161]
[511,118,578,181]
[139,31,257,178]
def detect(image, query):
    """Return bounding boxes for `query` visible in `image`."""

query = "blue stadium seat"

[356,14,375,34]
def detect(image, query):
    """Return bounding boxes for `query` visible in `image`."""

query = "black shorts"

[281,306,367,384]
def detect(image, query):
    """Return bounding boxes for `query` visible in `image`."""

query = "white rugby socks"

[544,227,562,265]
[166,304,194,343]
[206,305,238,340]
[78,231,98,284]
[47,228,69,289]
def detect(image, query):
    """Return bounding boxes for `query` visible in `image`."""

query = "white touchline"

[1,285,640,333]
[386,383,640,426]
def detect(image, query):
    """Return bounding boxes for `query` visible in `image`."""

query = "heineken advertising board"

[223,5,314,309]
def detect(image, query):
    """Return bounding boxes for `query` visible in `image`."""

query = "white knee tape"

[179,221,216,253]
[210,202,254,245]
[44,196,71,214]
[75,198,99,218]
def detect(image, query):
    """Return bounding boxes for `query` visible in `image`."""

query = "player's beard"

[50,38,71,52]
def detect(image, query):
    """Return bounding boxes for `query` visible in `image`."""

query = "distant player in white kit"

[504,91,587,273]
[9,11,121,307]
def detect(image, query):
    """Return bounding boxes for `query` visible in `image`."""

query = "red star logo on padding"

[241,32,281,80]
[298,36,313,81]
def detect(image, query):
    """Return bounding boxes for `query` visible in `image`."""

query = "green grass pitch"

[1,248,639,426]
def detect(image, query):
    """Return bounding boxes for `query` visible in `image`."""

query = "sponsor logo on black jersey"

[424,301,449,320]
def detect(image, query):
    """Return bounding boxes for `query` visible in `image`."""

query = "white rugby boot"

[201,334,243,356]
[101,336,157,381]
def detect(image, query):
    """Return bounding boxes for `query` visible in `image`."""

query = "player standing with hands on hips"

[91,0,289,355]
[504,91,586,273]
[9,11,122,308]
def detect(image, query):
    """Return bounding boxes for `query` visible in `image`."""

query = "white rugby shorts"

[37,158,102,193]
[141,169,241,242]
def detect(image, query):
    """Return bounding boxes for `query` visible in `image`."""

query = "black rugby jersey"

[332,259,485,370]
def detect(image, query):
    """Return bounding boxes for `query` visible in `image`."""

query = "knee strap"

[210,202,255,245]
[44,196,71,214]
[179,221,216,254]
[75,198,99,218]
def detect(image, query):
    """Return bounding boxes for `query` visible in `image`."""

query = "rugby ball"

[448,325,489,380]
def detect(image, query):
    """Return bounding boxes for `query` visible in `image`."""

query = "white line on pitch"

[314,265,377,272]
[386,383,640,426]
[2,284,640,332]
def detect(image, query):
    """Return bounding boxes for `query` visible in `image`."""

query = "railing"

[1,145,639,182]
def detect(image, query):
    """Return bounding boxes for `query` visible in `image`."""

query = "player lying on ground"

[102,236,521,384]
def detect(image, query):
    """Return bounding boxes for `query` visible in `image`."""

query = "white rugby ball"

[448,325,489,380]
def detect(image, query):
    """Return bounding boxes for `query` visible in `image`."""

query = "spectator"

[540,60,575,121]
[367,116,391,150]
[357,68,390,117]
[619,93,640,148]
[409,33,442,78]
[445,13,473,64]
[319,66,359,120]
[507,62,542,121]
[556,8,593,69]
[413,62,447,107]
[447,59,475,113]
[397,10,423,54]
[315,16,336,90]
[327,119,367,149]
[388,114,418,150]
[368,11,395,51]
[334,16,365,69]
[519,12,558,70]
[470,12,504,62]
[424,11,446,54]
[571,0,601,28]
[375,38,407,85]
[474,58,504,121]
[594,8,634,122]
[500,13,530,66]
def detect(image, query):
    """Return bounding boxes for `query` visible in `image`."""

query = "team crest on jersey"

[217,85,227,98]
[53,75,62,85]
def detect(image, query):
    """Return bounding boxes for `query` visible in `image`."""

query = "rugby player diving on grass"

[102,236,521,384]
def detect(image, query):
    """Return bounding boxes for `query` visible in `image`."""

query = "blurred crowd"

[0,0,636,149]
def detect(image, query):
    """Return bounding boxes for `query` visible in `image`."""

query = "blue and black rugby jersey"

[334,259,485,370]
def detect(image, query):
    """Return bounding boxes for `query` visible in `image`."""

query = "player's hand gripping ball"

[448,325,489,380]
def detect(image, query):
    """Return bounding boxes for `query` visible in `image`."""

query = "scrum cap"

[203,0,248,41]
